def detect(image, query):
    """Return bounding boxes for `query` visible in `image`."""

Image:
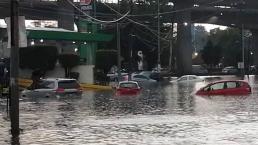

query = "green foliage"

[58,53,80,78]
[19,45,58,70]
[58,53,80,68]
[208,28,242,66]
[201,40,222,66]
[95,50,117,73]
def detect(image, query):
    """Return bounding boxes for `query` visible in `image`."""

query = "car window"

[58,80,80,89]
[178,76,187,81]
[38,81,55,89]
[210,82,225,90]
[189,76,197,80]
[120,83,138,88]
[203,86,210,91]
[226,82,237,89]
[134,75,148,80]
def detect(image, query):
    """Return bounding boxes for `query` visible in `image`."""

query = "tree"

[58,53,80,78]
[19,45,58,72]
[209,28,242,66]
[95,50,117,73]
[20,46,58,89]
[201,40,222,67]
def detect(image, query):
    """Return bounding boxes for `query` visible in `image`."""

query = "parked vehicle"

[196,80,251,96]
[192,65,208,75]
[131,74,157,83]
[222,66,238,74]
[115,81,141,96]
[170,75,204,83]
[131,74,157,88]
[21,78,82,98]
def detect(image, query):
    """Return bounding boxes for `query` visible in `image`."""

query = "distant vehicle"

[131,74,157,88]
[250,65,258,74]
[131,74,157,83]
[138,71,162,81]
[115,81,141,96]
[196,80,251,96]
[170,75,204,83]
[222,66,238,74]
[192,65,208,75]
[21,78,82,98]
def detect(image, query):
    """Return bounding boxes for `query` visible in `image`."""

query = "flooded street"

[1,76,258,145]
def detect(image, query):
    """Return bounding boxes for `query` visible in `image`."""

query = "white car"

[170,75,204,83]
[21,78,82,98]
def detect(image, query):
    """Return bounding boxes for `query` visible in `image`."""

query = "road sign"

[80,0,92,5]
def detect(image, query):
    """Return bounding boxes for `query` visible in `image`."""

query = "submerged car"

[170,75,204,83]
[192,65,208,75]
[222,66,238,74]
[21,78,82,98]
[115,81,141,96]
[196,80,251,96]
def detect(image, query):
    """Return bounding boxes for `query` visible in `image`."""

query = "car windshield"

[58,80,80,89]
[38,80,55,89]
[120,83,138,88]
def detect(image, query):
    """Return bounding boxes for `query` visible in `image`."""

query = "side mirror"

[207,87,211,91]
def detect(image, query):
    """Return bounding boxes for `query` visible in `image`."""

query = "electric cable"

[66,0,130,23]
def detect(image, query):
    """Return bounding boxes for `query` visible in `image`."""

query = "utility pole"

[169,25,174,72]
[169,5,174,72]
[129,0,134,80]
[117,0,121,81]
[10,0,20,137]
[157,0,161,72]
[241,24,245,76]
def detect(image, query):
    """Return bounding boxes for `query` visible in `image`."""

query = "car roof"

[209,80,248,85]
[180,75,198,77]
[42,78,77,81]
[119,81,139,84]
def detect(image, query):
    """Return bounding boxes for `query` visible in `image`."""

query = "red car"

[196,80,251,96]
[115,81,141,96]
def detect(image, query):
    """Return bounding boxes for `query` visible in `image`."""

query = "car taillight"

[77,88,83,92]
[56,88,65,93]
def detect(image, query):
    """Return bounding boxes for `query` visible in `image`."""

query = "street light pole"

[117,0,121,81]
[241,24,245,76]
[10,0,20,137]
[157,0,161,72]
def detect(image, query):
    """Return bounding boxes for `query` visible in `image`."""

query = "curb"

[18,79,112,91]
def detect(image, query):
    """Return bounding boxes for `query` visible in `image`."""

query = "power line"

[66,0,130,23]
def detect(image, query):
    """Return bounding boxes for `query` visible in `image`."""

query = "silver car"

[170,75,204,83]
[21,78,82,98]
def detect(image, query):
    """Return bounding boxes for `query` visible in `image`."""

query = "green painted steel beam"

[27,30,113,42]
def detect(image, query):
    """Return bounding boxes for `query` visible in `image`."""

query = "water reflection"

[1,75,258,144]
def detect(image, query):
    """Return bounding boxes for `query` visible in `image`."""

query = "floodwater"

[1,75,258,145]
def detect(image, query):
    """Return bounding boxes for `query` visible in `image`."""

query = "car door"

[32,80,56,97]
[223,81,239,95]
[209,82,226,95]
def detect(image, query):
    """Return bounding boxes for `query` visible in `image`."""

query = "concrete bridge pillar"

[175,0,194,75]
[252,30,258,66]
[58,0,74,30]
[57,0,75,53]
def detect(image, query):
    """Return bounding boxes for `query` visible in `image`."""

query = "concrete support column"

[57,0,75,54]
[58,0,74,31]
[252,30,258,66]
[175,0,193,75]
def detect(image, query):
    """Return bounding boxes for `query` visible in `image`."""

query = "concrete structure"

[1,0,258,75]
